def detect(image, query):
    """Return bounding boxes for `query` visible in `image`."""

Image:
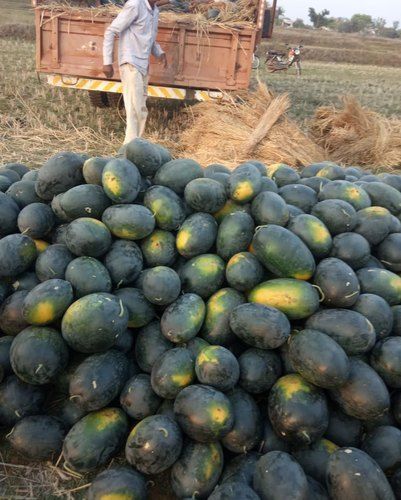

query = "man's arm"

[152,42,167,68]
[103,1,139,76]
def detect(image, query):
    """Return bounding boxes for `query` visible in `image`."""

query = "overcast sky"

[278,0,400,25]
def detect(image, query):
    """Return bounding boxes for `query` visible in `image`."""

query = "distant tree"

[308,8,331,28]
[393,20,400,30]
[274,6,285,25]
[373,17,387,35]
[350,13,373,32]
[293,18,308,29]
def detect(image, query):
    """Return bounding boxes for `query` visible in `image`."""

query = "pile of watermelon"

[1,139,401,500]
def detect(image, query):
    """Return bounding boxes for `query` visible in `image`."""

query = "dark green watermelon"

[325,407,362,447]
[292,438,339,484]
[6,180,41,208]
[259,419,290,454]
[208,482,259,500]
[253,451,308,500]
[213,199,252,224]
[0,291,29,336]
[316,164,345,181]
[311,199,357,235]
[114,287,155,328]
[125,137,162,176]
[330,232,371,270]
[69,350,129,411]
[103,240,143,287]
[65,257,112,297]
[239,348,282,394]
[154,158,204,194]
[216,212,255,261]
[371,337,401,388]
[377,233,401,272]
[120,373,161,419]
[62,407,129,472]
[329,359,389,420]
[0,192,20,237]
[221,452,260,485]
[17,202,55,239]
[326,447,394,500]
[151,347,195,399]
[305,309,376,355]
[357,267,401,305]
[174,384,234,442]
[299,176,330,192]
[318,180,371,210]
[362,182,401,214]
[4,163,29,177]
[59,184,111,219]
[142,265,181,305]
[288,329,350,388]
[361,425,401,473]
[10,326,69,385]
[313,258,360,308]
[125,414,183,474]
[230,303,290,349]
[0,234,37,279]
[61,293,128,353]
[0,375,46,426]
[185,178,227,213]
[35,152,84,201]
[65,217,112,257]
[135,320,174,373]
[352,293,393,339]
[35,244,74,282]
[279,184,317,213]
[0,336,13,376]
[354,206,393,245]
[269,164,300,187]
[7,415,66,460]
[221,388,262,453]
[176,212,218,259]
[251,191,289,226]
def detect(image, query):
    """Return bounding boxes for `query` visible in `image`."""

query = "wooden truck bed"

[35,8,257,91]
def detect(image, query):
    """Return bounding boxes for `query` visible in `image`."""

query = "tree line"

[275,7,401,39]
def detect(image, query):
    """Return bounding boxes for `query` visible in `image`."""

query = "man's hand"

[103,64,114,78]
[160,53,168,69]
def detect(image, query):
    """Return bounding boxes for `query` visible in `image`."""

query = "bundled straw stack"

[179,83,327,167]
[310,96,401,168]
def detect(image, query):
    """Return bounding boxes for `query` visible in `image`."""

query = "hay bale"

[310,96,401,168]
[179,83,326,167]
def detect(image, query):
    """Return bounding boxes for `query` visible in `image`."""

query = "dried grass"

[179,83,327,167]
[310,96,401,168]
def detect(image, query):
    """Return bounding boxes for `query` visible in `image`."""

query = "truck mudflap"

[46,75,223,101]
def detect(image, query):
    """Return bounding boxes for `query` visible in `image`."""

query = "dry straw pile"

[179,83,326,167]
[310,96,401,168]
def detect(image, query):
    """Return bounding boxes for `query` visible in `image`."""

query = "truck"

[32,0,276,107]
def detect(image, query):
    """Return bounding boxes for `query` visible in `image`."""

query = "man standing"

[103,0,167,144]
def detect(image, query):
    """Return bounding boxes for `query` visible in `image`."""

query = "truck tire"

[88,91,110,108]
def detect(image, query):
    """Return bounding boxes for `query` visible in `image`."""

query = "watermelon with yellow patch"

[144,185,186,231]
[161,293,205,344]
[33,239,50,253]
[102,204,155,240]
[174,384,234,442]
[248,278,320,320]
[213,199,251,224]
[318,180,371,210]
[10,326,69,385]
[287,214,332,258]
[176,213,218,259]
[171,440,224,499]
[151,347,195,399]
[268,164,300,187]
[125,414,183,474]
[195,345,240,392]
[23,279,73,326]
[140,229,177,267]
[354,206,393,245]
[102,158,141,203]
[0,234,37,279]
[268,374,329,445]
[200,287,245,345]
[61,292,128,353]
[228,164,262,204]
[179,254,225,299]
[62,407,129,472]
[315,164,345,181]
[0,291,29,336]
[252,225,316,280]
[225,252,265,292]
[82,157,110,186]
[87,467,147,500]
[357,267,401,305]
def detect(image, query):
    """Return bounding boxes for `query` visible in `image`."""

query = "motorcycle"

[265,42,303,76]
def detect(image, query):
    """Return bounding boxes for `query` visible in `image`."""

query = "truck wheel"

[88,91,110,108]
